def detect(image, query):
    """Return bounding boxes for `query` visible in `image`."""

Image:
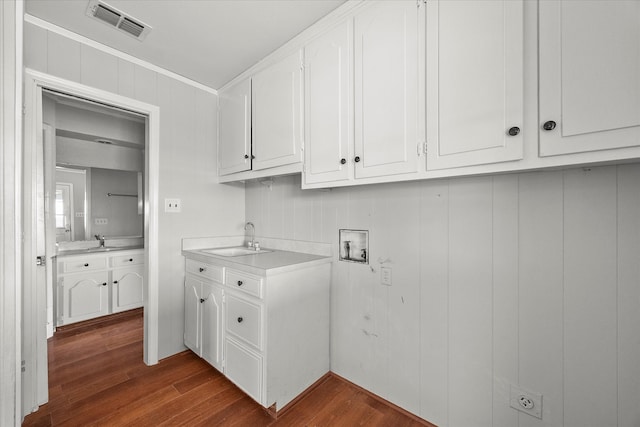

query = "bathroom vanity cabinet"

[56,248,144,326]
[183,248,331,413]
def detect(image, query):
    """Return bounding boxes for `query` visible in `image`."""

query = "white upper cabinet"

[252,50,303,171]
[303,20,353,185]
[426,0,524,170]
[354,0,425,179]
[539,1,640,156]
[218,78,251,176]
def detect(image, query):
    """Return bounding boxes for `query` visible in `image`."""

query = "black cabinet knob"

[128,258,133,262]
[101,282,107,286]
[543,120,557,131]
[340,158,346,165]
[84,263,89,267]
[508,126,520,136]
[237,280,243,286]
[354,156,361,163]
[113,280,118,284]
[199,267,205,273]
[244,154,249,159]
[237,317,243,323]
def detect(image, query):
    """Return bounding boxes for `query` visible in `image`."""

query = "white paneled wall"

[245,164,640,427]
[24,22,245,359]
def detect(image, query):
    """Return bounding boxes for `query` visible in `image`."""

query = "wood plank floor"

[22,310,433,426]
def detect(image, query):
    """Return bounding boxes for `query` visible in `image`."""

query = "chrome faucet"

[94,234,105,247]
[244,222,255,248]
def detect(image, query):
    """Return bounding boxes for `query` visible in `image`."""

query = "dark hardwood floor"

[22,310,433,426]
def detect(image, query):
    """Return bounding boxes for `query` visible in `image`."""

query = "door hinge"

[36,256,46,266]
[21,360,26,373]
[417,141,427,156]
[22,105,26,116]
[417,0,427,7]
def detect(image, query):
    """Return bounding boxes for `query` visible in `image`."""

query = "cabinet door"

[184,276,202,356]
[59,271,109,325]
[354,1,424,179]
[252,50,303,170]
[426,0,524,170]
[539,1,640,156]
[112,265,143,313]
[303,20,352,185]
[201,282,224,371]
[218,78,252,175]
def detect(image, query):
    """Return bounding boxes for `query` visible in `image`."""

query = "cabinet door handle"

[244,154,249,159]
[101,282,107,286]
[507,126,520,136]
[113,280,118,284]
[199,267,206,273]
[128,258,133,262]
[354,156,361,163]
[340,158,346,165]
[237,280,243,286]
[84,263,89,267]
[237,317,243,323]
[543,120,557,131]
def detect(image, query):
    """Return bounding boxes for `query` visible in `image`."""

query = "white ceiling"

[25,0,346,90]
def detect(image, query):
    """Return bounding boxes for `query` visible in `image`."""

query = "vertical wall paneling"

[133,64,157,105]
[491,175,519,427]
[518,171,564,427]
[563,167,618,426]
[117,59,135,98]
[23,22,47,71]
[80,44,118,93]
[46,31,80,82]
[616,164,640,426]
[447,178,494,427]
[419,181,450,426]
[245,165,640,426]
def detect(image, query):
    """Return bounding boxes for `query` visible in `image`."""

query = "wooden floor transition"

[22,309,433,426]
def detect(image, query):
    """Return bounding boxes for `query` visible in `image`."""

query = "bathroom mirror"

[44,89,146,244]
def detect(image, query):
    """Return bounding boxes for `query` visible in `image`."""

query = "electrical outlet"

[381,267,392,286]
[510,385,542,419]
[75,212,84,217]
[164,198,181,213]
[94,218,108,225]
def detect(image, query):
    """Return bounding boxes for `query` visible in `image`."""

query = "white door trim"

[23,70,160,373]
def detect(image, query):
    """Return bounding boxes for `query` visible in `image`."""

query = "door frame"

[22,68,160,411]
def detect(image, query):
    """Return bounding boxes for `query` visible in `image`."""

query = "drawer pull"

[199,267,206,273]
[237,317,243,323]
[237,280,243,286]
[84,263,89,267]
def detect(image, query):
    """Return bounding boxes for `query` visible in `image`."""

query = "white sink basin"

[202,247,272,257]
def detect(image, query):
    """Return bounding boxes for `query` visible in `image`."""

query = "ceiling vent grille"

[86,0,152,41]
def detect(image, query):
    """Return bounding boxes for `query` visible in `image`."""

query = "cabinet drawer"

[61,256,107,273]
[111,252,144,267]
[186,259,224,282]
[225,293,263,350]
[226,270,263,298]
[225,337,263,404]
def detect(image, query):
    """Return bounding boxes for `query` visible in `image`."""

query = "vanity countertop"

[182,247,331,276]
[57,245,144,257]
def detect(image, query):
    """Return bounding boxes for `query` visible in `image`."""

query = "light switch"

[164,198,181,213]
[381,267,392,286]
[94,218,108,225]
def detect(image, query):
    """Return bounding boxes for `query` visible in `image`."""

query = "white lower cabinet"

[57,249,144,326]
[183,253,330,412]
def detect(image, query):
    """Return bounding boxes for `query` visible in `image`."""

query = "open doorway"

[22,70,160,417]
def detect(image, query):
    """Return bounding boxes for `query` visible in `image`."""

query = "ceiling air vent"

[86,0,152,41]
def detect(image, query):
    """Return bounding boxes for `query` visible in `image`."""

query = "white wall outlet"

[164,198,181,213]
[75,212,84,217]
[510,384,542,419]
[94,218,108,225]
[381,267,392,286]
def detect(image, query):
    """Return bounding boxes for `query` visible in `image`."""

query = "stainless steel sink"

[201,247,271,257]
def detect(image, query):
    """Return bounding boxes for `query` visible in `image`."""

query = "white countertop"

[182,246,331,276]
